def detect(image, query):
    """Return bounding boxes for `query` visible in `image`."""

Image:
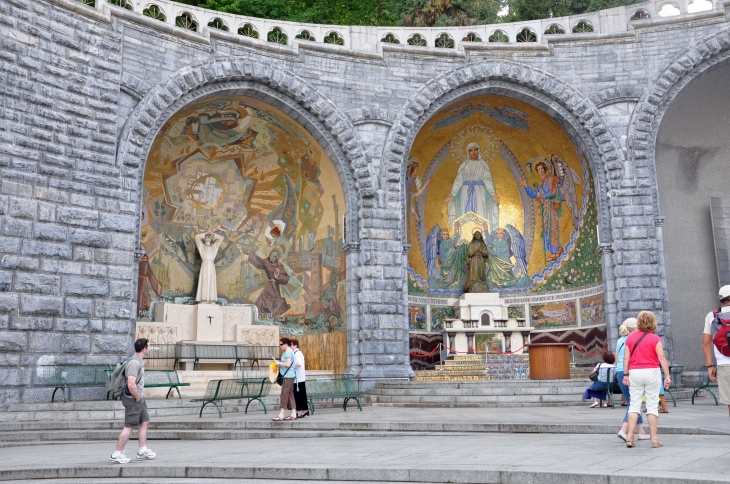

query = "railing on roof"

[80,0,721,53]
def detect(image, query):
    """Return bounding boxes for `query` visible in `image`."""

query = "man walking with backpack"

[703,285,730,417]
[110,338,157,463]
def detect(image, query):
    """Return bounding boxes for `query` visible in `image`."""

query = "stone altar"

[135,303,278,348]
[443,292,533,355]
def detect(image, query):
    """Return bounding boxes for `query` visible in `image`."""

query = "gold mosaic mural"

[407,95,601,296]
[140,96,346,335]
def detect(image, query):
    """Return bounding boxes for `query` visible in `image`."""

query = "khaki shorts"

[718,365,730,405]
[122,395,150,428]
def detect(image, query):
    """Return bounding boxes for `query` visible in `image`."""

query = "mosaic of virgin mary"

[407,95,601,296]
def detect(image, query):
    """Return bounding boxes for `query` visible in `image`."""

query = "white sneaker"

[589,402,598,408]
[637,434,651,440]
[617,430,627,442]
[110,452,130,464]
[136,448,157,460]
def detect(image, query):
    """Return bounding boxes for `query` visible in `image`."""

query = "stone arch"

[382,61,622,241]
[120,72,153,101]
[117,59,374,248]
[629,27,730,217]
[117,59,378,377]
[345,105,398,127]
[591,85,644,108]
[627,28,730,358]
[382,60,625,345]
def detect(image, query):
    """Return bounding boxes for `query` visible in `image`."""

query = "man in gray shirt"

[110,338,157,463]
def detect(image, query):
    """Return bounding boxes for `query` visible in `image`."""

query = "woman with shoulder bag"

[583,351,616,407]
[623,311,671,448]
[272,338,297,421]
[615,319,650,441]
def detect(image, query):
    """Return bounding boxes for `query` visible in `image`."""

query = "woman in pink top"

[622,311,671,448]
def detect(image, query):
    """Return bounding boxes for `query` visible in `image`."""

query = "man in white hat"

[702,285,730,417]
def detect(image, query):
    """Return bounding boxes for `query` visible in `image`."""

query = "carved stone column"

[598,242,618,349]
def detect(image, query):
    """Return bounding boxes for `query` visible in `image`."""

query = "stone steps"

[368,386,588,396]
[378,378,586,387]
[371,394,585,405]
[0,395,369,422]
[0,463,723,483]
[0,418,724,445]
[414,354,530,381]
[369,378,695,408]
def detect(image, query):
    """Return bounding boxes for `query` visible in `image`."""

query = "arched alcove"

[655,61,730,368]
[136,92,350,373]
[401,87,611,361]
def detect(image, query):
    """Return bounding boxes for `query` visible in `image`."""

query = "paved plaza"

[0,398,727,483]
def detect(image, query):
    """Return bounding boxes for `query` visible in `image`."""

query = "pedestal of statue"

[195,303,223,341]
[139,302,262,343]
[457,292,506,321]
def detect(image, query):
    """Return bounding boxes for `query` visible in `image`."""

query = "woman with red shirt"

[622,311,671,448]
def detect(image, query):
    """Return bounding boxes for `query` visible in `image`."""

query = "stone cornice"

[49,0,729,59]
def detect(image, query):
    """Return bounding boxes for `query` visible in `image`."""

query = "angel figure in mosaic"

[426,222,467,289]
[407,159,431,240]
[517,155,580,262]
[485,226,530,289]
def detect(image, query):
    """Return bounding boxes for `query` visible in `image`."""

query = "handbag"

[589,363,601,382]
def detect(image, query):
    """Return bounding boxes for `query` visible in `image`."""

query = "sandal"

[271,416,285,421]
[283,415,297,421]
[651,439,663,448]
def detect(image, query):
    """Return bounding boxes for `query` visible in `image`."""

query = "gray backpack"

[106,357,132,400]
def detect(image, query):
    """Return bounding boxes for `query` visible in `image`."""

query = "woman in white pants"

[622,311,671,448]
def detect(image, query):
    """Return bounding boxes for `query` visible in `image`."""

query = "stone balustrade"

[74,0,724,54]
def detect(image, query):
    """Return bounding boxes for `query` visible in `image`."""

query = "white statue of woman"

[194,230,224,303]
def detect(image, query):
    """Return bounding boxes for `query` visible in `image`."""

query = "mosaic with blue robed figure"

[408,305,427,330]
[407,95,602,298]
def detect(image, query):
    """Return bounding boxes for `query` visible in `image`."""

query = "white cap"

[719,285,730,300]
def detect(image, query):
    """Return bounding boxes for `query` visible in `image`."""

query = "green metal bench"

[662,366,683,407]
[192,377,272,417]
[154,344,278,371]
[130,369,190,399]
[34,365,110,403]
[306,377,362,414]
[692,365,719,405]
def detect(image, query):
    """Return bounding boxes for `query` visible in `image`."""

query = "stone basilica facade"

[1,0,730,404]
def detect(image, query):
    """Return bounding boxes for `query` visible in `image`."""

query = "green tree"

[503,0,641,21]
[400,0,502,26]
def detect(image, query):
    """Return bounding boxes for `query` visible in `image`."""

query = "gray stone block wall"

[0,0,130,405]
[0,0,728,404]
